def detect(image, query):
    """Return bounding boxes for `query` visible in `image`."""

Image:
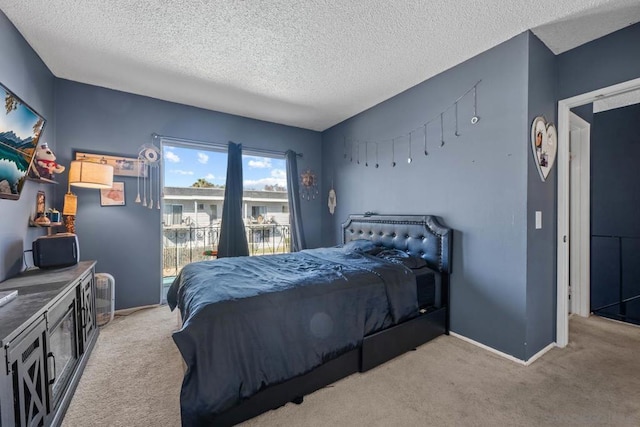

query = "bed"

[168,214,452,426]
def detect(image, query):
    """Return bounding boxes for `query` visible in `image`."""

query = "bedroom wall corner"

[53,80,322,310]
[525,31,558,360]
[0,10,56,282]
[321,32,532,360]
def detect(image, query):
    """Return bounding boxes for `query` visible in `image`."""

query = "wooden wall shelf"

[26,176,59,184]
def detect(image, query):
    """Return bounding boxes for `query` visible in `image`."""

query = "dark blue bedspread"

[167,247,418,424]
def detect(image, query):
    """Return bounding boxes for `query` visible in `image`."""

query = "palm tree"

[5,93,18,114]
[191,178,214,188]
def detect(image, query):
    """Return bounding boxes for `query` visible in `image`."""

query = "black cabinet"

[0,261,98,427]
[47,287,79,413]
[78,273,95,354]
[6,316,48,427]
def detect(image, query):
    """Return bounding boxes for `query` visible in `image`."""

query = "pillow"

[376,249,427,269]
[342,239,382,254]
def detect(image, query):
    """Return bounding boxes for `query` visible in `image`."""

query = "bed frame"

[207,214,452,426]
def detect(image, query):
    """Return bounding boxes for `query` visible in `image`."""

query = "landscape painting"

[0,83,46,199]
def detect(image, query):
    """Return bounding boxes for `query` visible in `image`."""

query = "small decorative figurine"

[33,142,65,180]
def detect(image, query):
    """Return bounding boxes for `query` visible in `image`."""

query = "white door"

[569,112,591,317]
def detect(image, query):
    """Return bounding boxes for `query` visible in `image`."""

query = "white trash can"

[95,273,115,326]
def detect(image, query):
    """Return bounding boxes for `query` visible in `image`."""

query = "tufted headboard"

[341,214,452,274]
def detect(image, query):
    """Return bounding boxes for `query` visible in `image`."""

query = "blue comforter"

[167,247,418,424]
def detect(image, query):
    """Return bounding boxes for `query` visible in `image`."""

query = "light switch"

[535,211,542,229]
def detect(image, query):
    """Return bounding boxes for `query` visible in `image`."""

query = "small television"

[0,82,46,200]
[32,234,79,269]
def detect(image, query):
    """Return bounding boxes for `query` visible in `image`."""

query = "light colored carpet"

[63,307,640,426]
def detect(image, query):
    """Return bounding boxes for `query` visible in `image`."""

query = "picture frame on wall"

[75,151,147,178]
[100,182,126,206]
[0,82,46,200]
[35,190,45,216]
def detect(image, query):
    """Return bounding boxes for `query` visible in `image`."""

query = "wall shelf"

[26,176,59,184]
[29,220,62,228]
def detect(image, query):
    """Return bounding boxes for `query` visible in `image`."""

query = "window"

[251,206,267,218]
[164,204,183,226]
[162,144,291,288]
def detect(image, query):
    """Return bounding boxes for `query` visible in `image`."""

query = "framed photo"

[0,82,46,200]
[35,190,45,215]
[530,116,557,182]
[75,151,147,178]
[100,182,126,206]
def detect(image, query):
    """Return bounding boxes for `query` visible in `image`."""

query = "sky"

[0,89,43,141]
[163,144,287,190]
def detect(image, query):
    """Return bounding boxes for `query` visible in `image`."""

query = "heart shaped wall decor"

[531,116,557,182]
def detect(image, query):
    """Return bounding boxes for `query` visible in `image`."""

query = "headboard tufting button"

[391,233,396,237]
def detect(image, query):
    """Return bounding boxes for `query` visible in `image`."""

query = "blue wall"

[322,33,532,359]
[559,23,640,99]
[0,11,56,281]
[525,33,557,358]
[53,80,322,309]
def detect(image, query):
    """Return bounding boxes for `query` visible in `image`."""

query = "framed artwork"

[0,82,46,200]
[530,116,557,182]
[75,151,147,178]
[36,191,45,216]
[100,182,126,206]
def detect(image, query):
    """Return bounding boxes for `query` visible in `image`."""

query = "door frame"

[556,76,640,347]
[569,112,590,317]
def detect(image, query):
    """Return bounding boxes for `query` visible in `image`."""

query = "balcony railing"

[591,234,640,326]
[162,224,290,278]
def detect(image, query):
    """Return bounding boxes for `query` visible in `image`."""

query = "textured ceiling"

[1,1,638,131]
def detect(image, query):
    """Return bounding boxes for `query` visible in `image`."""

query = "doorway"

[556,76,640,347]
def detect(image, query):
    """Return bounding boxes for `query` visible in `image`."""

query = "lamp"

[63,161,114,233]
[68,160,114,188]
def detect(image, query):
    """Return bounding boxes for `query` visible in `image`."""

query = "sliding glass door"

[160,142,289,303]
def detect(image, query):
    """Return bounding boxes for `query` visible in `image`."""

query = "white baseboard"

[525,342,556,365]
[450,332,555,366]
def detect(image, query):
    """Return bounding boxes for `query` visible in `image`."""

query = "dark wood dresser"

[0,261,98,427]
